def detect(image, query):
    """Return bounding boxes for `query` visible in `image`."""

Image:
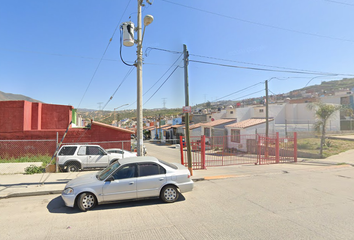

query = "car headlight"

[63,187,74,195]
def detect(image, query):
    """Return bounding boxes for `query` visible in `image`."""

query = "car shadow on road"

[47,195,186,214]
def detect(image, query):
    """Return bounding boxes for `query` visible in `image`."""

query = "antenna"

[97,102,103,110]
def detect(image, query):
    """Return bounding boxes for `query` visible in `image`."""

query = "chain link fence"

[0,140,57,159]
[0,140,133,160]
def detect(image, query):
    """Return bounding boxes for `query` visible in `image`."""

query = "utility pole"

[265,80,269,138]
[136,0,143,156]
[183,44,193,175]
[265,80,269,158]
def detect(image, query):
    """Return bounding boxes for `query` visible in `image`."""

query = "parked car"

[61,156,193,211]
[105,148,137,158]
[57,145,122,172]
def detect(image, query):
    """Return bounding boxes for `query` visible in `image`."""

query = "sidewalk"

[1,149,354,199]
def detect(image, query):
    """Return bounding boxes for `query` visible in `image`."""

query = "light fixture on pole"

[121,0,153,156]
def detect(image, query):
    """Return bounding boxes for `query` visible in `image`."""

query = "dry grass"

[297,138,354,158]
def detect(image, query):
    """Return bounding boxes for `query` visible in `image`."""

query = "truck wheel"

[66,163,79,172]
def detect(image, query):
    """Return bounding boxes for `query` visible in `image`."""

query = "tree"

[307,102,341,158]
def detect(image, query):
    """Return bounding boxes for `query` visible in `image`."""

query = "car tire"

[160,185,180,203]
[77,192,96,212]
[66,163,79,172]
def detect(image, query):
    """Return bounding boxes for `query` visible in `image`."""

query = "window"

[231,129,241,143]
[230,111,234,114]
[112,164,136,180]
[86,146,104,155]
[204,127,211,137]
[138,163,166,177]
[158,160,178,169]
[77,146,86,155]
[259,109,264,113]
[58,146,77,156]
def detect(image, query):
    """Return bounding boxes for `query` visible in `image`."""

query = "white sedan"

[61,156,194,211]
[106,148,137,158]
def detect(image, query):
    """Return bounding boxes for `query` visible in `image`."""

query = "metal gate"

[180,133,297,169]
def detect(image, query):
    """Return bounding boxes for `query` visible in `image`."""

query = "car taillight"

[188,174,190,178]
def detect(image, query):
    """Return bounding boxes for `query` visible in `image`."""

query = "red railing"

[181,133,297,169]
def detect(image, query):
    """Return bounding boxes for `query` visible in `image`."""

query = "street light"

[136,2,154,156]
[114,104,129,127]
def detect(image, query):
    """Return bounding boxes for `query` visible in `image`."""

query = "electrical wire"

[144,66,180,105]
[161,0,354,43]
[145,47,182,56]
[120,26,136,66]
[324,0,354,6]
[189,59,354,76]
[143,54,183,96]
[214,82,264,101]
[232,89,265,101]
[126,53,183,108]
[77,0,133,109]
[144,47,351,77]
[101,66,135,110]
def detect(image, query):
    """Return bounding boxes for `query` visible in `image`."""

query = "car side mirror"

[105,176,114,182]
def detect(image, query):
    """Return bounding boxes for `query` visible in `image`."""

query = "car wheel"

[66,163,79,172]
[161,185,179,203]
[77,192,96,212]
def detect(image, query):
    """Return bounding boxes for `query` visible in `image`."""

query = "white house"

[225,118,275,152]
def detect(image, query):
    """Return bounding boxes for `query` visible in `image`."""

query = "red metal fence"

[180,133,297,169]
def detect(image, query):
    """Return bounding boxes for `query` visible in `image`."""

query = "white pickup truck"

[57,145,124,172]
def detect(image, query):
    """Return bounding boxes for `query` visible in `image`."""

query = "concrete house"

[225,118,274,152]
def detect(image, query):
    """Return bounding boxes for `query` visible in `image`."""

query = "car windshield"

[97,162,120,181]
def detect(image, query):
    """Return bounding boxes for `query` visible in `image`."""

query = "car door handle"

[129,182,134,185]
[159,178,164,181]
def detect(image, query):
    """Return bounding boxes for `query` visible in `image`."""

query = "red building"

[0,100,134,158]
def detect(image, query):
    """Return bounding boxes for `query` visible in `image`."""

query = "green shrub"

[24,165,44,174]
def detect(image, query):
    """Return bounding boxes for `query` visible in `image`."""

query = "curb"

[0,190,62,199]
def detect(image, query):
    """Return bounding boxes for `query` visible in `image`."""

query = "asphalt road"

[1,162,354,239]
[144,141,182,164]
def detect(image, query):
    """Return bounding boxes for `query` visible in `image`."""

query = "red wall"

[0,101,26,133]
[41,103,72,130]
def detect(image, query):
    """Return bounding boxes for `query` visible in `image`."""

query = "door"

[102,164,137,202]
[86,146,109,168]
[136,163,166,198]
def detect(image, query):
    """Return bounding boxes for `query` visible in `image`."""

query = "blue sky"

[1,0,354,111]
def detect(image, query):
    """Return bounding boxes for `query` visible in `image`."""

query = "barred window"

[231,129,241,143]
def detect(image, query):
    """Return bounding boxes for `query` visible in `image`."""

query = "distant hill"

[299,78,354,93]
[0,91,41,102]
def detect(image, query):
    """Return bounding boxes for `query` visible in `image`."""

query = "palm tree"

[307,102,341,158]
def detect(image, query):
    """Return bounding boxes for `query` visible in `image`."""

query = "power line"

[232,90,265,101]
[324,0,354,6]
[144,66,180,105]
[189,59,354,76]
[189,53,338,76]
[101,66,135,110]
[161,0,354,43]
[144,47,350,77]
[77,0,132,109]
[144,54,183,96]
[126,54,183,108]
[214,82,264,101]
[0,48,120,61]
